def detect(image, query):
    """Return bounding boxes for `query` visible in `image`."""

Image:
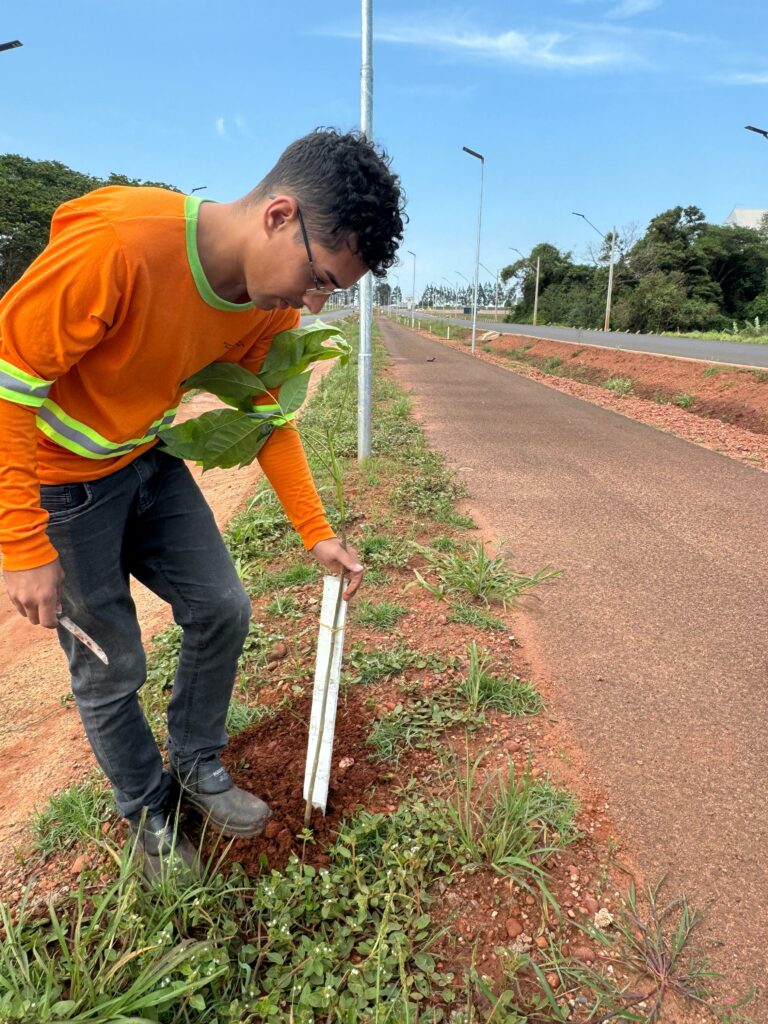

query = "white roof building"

[724,208,768,229]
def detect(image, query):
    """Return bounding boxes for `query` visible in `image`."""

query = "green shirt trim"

[184,195,255,312]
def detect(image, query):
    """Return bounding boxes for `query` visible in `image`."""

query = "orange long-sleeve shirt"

[0,186,334,571]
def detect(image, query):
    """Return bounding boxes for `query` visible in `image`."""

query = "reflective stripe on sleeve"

[35,401,179,459]
[0,358,54,409]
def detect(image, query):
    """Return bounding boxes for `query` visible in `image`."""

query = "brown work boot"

[170,759,271,837]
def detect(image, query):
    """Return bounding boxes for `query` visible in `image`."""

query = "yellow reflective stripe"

[35,401,179,459]
[0,358,53,407]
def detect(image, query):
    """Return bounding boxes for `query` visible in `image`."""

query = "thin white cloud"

[215,117,228,140]
[720,70,768,85]
[371,24,632,70]
[606,0,661,19]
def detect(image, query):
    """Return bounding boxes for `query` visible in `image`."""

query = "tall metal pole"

[408,250,416,327]
[533,257,541,326]
[572,211,615,332]
[357,0,374,460]
[462,147,484,353]
[604,227,616,332]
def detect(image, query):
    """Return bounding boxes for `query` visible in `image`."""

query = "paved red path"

[381,318,768,1014]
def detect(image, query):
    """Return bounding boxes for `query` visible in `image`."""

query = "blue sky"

[3,0,768,298]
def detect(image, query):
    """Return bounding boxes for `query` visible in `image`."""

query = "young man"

[0,129,405,877]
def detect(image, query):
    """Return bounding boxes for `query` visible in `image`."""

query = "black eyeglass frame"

[295,205,342,297]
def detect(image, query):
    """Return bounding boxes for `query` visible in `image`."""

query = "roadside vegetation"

[0,320,751,1023]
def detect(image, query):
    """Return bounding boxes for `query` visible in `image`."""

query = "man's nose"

[303,293,329,315]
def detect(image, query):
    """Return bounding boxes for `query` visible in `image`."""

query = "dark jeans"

[40,447,251,820]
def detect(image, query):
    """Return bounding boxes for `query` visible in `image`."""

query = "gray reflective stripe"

[0,363,53,408]
[36,403,179,460]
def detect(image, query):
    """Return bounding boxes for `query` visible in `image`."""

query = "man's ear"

[263,194,296,236]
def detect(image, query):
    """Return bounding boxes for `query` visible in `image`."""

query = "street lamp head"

[462,146,484,162]
[407,250,416,258]
[0,40,22,52]
[190,185,207,194]
[745,124,768,141]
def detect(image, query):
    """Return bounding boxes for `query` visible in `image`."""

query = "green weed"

[31,777,114,857]
[353,599,408,630]
[460,642,543,717]
[412,540,560,608]
[604,376,634,395]
[673,391,695,409]
[449,602,506,631]
[347,642,445,685]
[264,593,299,618]
[367,698,481,762]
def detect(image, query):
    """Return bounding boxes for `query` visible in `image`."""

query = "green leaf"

[277,371,311,415]
[183,362,268,403]
[259,321,350,388]
[159,409,274,469]
[188,993,206,1011]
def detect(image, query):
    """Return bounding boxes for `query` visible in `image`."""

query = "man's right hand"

[4,559,65,628]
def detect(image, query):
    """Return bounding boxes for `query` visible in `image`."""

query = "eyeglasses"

[295,205,342,297]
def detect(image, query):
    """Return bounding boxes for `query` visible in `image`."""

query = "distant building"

[724,208,768,229]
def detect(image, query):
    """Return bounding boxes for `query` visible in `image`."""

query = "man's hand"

[310,539,364,600]
[4,559,64,628]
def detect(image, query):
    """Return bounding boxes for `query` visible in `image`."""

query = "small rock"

[338,756,355,771]
[267,661,278,672]
[574,945,596,963]
[437,614,448,625]
[594,908,614,929]
[269,641,289,660]
[584,896,600,914]
[505,917,523,938]
[534,935,548,949]
[546,972,560,990]
[70,855,89,875]
[525,895,535,906]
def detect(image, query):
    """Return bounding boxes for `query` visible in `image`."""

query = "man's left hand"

[310,538,364,600]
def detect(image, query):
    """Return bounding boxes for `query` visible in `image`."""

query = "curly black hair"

[249,128,406,278]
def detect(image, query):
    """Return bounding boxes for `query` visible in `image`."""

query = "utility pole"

[462,147,484,353]
[408,251,416,327]
[358,0,374,460]
[572,212,616,331]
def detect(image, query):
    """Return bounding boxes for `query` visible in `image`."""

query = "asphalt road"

[405,310,768,368]
[380,317,768,1012]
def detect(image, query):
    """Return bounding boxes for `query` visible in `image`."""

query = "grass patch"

[412,540,559,608]
[673,391,695,409]
[434,753,578,894]
[32,776,113,857]
[263,593,299,619]
[353,599,408,630]
[603,375,634,395]
[347,642,445,684]
[449,601,506,631]
[367,698,481,762]
[459,642,543,717]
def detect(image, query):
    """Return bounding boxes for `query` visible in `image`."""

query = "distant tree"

[0,154,180,296]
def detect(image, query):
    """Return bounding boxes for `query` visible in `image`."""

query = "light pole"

[479,261,500,320]
[455,270,471,312]
[462,146,484,353]
[509,248,540,325]
[572,212,616,331]
[358,0,374,460]
[408,250,416,327]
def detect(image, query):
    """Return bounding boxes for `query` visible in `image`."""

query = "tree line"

[499,206,768,334]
